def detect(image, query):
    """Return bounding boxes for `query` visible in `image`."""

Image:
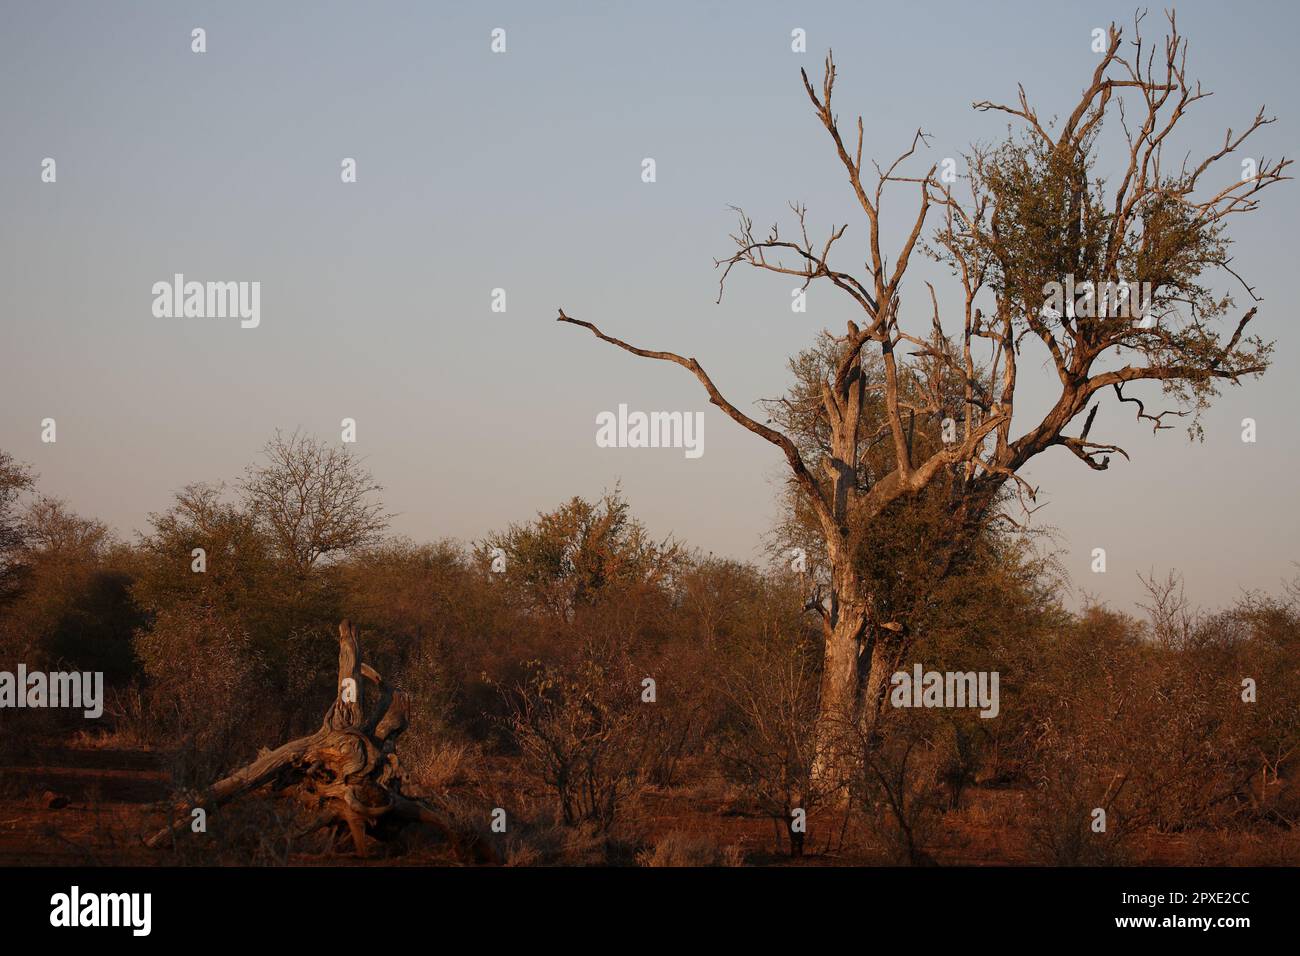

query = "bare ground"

[2,735,1295,866]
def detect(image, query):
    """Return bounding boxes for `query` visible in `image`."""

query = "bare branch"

[557,310,834,533]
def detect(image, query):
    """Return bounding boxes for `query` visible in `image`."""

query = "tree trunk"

[812,552,907,790]
[145,620,493,863]
[811,549,871,787]
[859,632,898,742]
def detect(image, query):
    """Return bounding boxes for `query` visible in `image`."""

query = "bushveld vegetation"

[1,435,1297,866]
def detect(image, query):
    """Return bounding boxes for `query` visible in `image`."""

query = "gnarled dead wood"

[145,620,490,862]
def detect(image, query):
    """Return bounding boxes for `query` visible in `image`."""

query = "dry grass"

[636,830,744,867]
[402,737,478,794]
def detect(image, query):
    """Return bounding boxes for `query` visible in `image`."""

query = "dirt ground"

[1,735,1295,867]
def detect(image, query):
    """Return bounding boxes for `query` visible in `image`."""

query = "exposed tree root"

[145,620,494,863]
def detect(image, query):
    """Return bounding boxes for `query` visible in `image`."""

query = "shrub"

[637,831,744,867]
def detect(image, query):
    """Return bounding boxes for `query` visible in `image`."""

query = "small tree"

[501,654,650,830]
[479,488,681,622]
[134,482,274,620]
[717,623,827,856]
[0,451,34,604]
[240,429,389,574]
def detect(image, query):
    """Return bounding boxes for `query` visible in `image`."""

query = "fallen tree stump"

[146,619,491,862]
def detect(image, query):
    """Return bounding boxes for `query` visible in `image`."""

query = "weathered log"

[146,620,488,861]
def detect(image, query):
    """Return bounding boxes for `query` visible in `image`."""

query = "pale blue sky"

[1,1,1296,611]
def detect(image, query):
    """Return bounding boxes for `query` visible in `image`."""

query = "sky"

[1,0,1297,612]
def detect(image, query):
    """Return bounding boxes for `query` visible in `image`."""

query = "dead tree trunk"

[146,620,488,861]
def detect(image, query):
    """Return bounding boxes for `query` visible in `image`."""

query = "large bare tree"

[558,13,1288,774]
